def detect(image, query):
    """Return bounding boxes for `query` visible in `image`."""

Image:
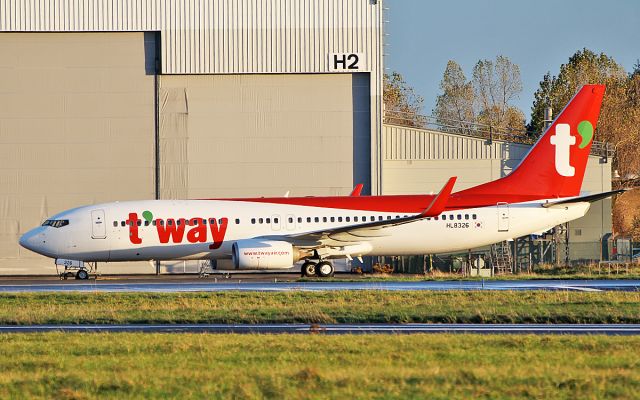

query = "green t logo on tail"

[577,120,593,149]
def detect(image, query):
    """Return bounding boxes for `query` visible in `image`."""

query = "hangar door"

[159,73,371,199]
[0,33,156,275]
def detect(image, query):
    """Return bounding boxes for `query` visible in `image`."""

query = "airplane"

[20,84,622,279]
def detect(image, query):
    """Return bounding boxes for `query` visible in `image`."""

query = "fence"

[383,110,615,158]
[373,238,638,275]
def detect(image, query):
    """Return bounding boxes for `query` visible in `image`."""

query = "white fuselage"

[19,199,590,264]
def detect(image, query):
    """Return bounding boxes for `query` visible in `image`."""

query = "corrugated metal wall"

[383,124,527,161]
[0,0,381,74]
[0,0,384,192]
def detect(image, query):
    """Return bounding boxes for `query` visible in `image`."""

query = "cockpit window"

[42,219,69,228]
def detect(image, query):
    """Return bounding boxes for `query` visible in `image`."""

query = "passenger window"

[266,218,271,224]
[387,216,392,220]
[435,216,439,220]
[354,217,359,222]
[378,216,383,221]
[274,218,279,224]
[449,215,454,220]
[159,220,164,226]
[121,221,125,227]
[370,216,375,222]
[457,215,462,220]
[144,221,150,226]
[307,217,311,223]
[345,217,350,222]
[168,220,173,226]
[209,218,216,225]
[323,217,327,223]
[473,214,477,220]
[288,217,293,223]
[396,215,400,219]
[259,218,264,224]
[235,219,240,225]
[314,217,319,223]
[177,220,182,226]
[465,214,469,220]
[251,218,256,224]
[330,217,335,223]
[298,217,302,223]
[113,221,117,227]
[153,220,157,226]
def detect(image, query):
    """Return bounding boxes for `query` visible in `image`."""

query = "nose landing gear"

[300,260,334,278]
[55,260,97,280]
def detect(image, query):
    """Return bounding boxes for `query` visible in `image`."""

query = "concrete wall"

[0,32,156,275]
[159,73,370,199]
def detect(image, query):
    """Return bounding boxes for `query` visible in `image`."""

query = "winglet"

[420,177,457,217]
[350,184,364,197]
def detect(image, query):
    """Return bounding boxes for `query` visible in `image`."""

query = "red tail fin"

[458,84,605,200]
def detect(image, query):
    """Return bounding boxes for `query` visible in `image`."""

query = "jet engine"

[231,239,302,270]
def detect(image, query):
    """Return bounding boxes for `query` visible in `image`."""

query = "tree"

[433,61,474,129]
[472,56,525,132]
[433,56,525,134]
[528,49,627,133]
[383,71,425,127]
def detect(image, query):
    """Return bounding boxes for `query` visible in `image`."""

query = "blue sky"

[385,0,640,122]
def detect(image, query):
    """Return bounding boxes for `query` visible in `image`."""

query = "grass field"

[1,291,639,325]
[0,333,638,399]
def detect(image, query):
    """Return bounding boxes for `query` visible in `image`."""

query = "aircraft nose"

[19,227,50,255]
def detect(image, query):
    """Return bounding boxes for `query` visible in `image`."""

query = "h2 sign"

[329,53,363,71]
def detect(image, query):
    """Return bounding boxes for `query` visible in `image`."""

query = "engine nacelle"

[231,240,301,270]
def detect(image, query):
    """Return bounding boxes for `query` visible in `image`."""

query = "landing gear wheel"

[301,261,317,277]
[76,269,89,280]
[316,261,334,278]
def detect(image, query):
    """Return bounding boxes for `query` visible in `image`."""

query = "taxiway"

[0,277,638,292]
[1,323,639,335]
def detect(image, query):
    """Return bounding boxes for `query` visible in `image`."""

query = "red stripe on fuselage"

[200,193,547,213]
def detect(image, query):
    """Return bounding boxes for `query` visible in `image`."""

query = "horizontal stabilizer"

[542,189,626,208]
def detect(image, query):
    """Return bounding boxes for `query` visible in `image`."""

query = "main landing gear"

[301,260,335,278]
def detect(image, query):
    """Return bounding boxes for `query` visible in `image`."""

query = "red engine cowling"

[232,240,301,270]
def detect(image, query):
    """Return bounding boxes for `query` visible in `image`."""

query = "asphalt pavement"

[1,323,639,335]
[0,278,638,292]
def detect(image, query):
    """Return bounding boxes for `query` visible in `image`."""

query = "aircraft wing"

[542,189,626,208]
[270,177,457,248]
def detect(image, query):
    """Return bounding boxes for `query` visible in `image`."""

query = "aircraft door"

[91,209,107,239]
[285,214,296,231]
[497,203,509,232]
[271,215,281,231]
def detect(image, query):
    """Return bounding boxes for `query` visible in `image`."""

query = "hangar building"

[0,0,612,275]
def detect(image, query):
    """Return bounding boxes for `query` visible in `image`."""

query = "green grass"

[1,291,639,325]
[0,333,638,399]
